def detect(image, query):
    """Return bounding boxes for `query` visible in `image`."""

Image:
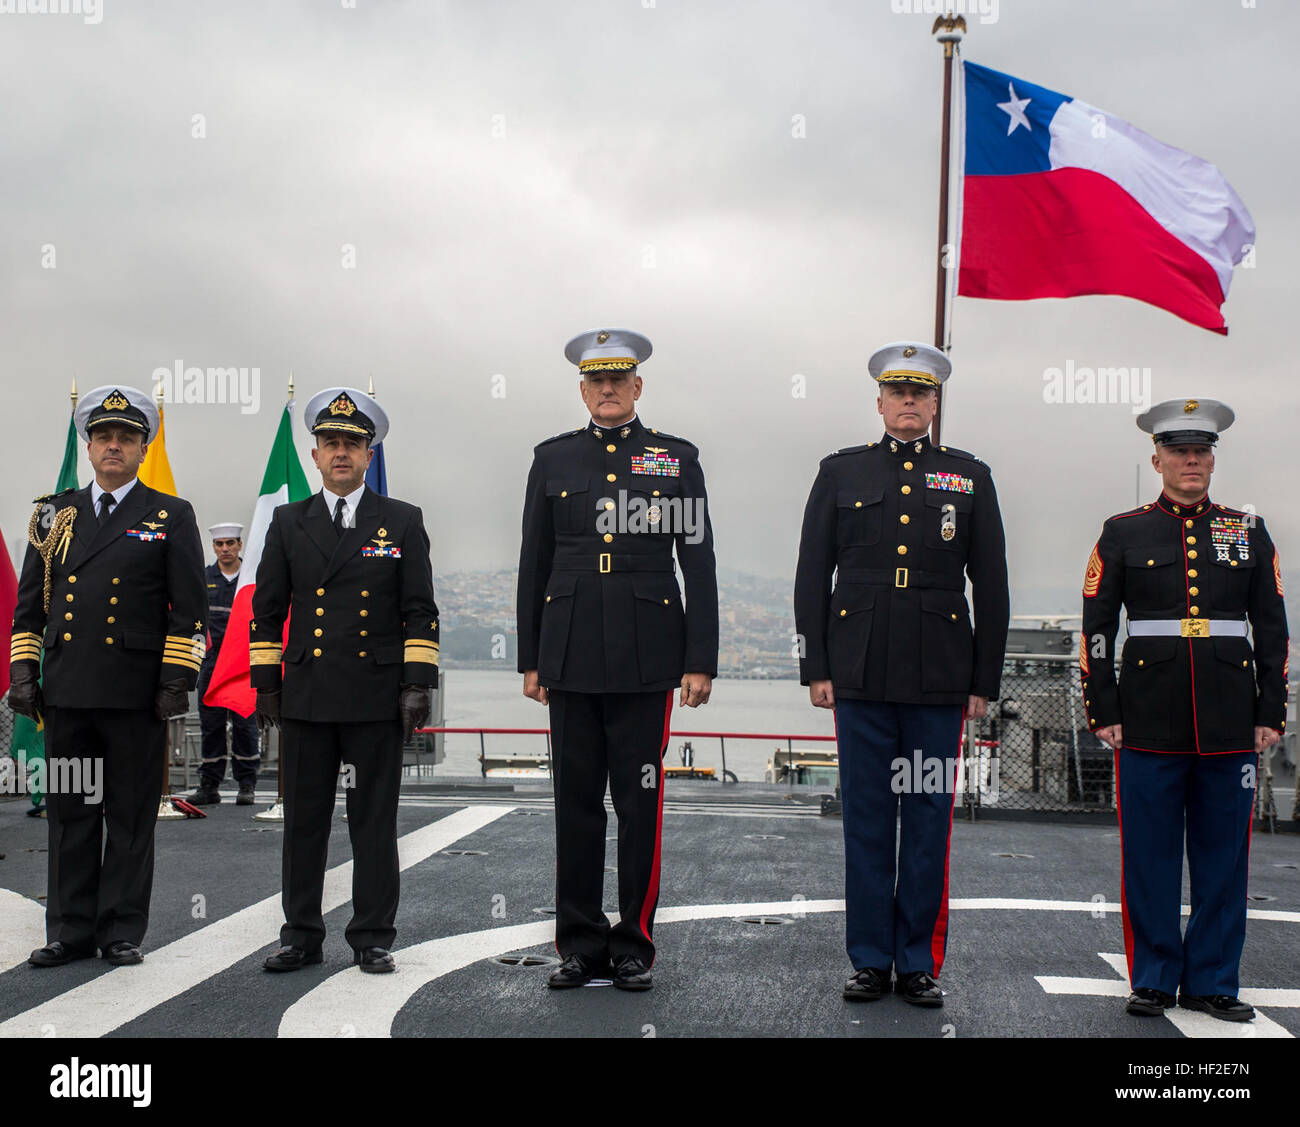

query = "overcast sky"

[2,0,1293,611]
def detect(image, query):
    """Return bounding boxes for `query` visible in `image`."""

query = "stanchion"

[254,724,284,822]
[157,715,186,820]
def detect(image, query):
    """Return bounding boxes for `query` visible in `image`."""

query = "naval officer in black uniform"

[794,343,1009,1006]
[517,329,718,991]
[9,385,207,968]
[252,388,438,974]
[1082,398,1287,1022]
[187,522,260,805]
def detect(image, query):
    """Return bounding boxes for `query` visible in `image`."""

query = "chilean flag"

[958,62,1255,334]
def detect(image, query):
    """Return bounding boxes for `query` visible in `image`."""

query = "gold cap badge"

[102,389,130,411]
[329,394,357,417]
[902,346,917,358]
[596,331,610,344]
[1184,399,1199,413]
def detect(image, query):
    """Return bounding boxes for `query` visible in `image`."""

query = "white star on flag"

[997,81,1032,135]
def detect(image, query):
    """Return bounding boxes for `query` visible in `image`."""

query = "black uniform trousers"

[196,660,259,786]
[43,706,165,950]
[279,717,403,953]
[549,689,672,966]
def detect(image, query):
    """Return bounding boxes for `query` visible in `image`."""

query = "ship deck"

[1,780,1297,1045]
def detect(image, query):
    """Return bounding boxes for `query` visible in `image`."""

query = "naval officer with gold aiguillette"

[517,329,718,992]
[9,386,207,968]
[252,387,438,975]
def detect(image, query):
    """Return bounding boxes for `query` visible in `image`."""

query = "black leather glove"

[256,689,281,732]
[399,685,432,743]
[155,679,191,721]
[7,664,42,720]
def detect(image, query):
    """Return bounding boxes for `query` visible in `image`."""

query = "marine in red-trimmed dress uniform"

[1081,398,1288,1022]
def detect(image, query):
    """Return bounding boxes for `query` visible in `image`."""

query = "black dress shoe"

[1178,993,1255,1022]
[28,941,95,968]
[843,967,890,1002]
[1126,987,1177,1016]
[354,947,395,974]
[612,955,653,991]
[101,941,143,966]
[236,783,256,806]
[896,971,944,1007]
[547,953,609,989]
[263,946,323,973]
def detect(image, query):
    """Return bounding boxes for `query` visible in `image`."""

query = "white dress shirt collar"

[90,476,139,511]
[322,482,367,528]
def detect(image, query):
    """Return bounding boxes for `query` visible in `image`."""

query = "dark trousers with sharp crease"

[279,717,403,952]
[196,661,260,786]
[43,706,165,950]
[549,689,672,966]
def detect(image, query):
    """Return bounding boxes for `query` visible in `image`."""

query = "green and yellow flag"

[10,409,80,810]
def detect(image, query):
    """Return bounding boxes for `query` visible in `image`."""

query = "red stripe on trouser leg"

[1114,748,1135,984]
[929,707,966,978]
[637,691,673,953]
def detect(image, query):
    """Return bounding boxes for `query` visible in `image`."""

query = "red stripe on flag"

[203,586,269,717]
[959,168,1229,333]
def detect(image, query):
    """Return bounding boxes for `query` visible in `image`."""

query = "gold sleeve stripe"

[165,634,202,647]
[12,631,42,644]
[1078,633,1089,679]
[250,649,283,666]
[404,651,439,665]
[1275,550,1284,597]
[10,645,42,661]
[404,639,439,648]
[163,658,202,670]
[1082,544,1103,598]
[250,641,282,650]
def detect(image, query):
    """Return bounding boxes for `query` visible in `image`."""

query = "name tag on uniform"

[1210,516,1250,562]
[631,452,680,477]
[126,529,167,541]
[361,545,402,558]
[924,472,973,494]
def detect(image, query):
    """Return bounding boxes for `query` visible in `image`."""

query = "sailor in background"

[517,329,719,991]
[1082,399,1287,1022]
[187,522,260,805]
[8,386,207,968]
[252,388,438,975]
[794,343,1009,1007]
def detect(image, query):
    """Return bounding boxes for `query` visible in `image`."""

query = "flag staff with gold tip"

[254,371,297,825]
[930,11,966,447]
[153,375,190,821]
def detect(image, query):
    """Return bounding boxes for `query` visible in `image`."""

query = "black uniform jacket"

[1080,493,1289,754]
[516,417,719,693]
[203,561,239,665]
[10,481,207,710]
[249,487,439,722]
[794,433,1009,705]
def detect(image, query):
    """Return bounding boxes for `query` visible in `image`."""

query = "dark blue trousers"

[835,699,964,976]
[1116,747,1256,997]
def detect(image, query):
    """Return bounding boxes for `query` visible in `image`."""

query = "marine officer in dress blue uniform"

[794,343,1009,1007]
[1082,399,1287,1022]
[252,388,439,975]
[187,522,260,806]
[517,329,719,991]
[9,386,207,968]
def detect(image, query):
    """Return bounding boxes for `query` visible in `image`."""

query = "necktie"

[333,498,346,535]
[98,494,116,525]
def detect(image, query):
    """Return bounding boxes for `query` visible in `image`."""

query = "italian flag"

[203,401,311,716]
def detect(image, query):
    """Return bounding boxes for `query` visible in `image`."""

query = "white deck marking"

[0,805,514,1039]
[0,889,48,973]
[1036,952,1296,1038]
